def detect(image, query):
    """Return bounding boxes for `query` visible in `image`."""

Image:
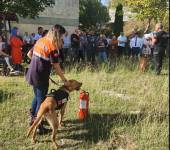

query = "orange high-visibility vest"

[33,37,58,60]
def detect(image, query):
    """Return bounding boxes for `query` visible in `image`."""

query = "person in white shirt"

[130,32,143,59]
[23,32,31,44]
[117,32,127,57]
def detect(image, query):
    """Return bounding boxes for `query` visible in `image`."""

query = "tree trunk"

[3,14,8,44]
[8,20,11,33]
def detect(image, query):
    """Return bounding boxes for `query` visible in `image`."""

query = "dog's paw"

[58,122,64,128]
[32,139,37,144]
[53,142,59,149]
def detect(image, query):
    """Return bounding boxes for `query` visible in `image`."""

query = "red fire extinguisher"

[78,90,89,120]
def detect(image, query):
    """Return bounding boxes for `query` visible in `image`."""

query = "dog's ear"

[64,81,72,87]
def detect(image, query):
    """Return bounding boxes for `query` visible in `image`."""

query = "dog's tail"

[27,105,47,137]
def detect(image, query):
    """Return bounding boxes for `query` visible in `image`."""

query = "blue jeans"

[99,51,107,62]
[31,85,48,117]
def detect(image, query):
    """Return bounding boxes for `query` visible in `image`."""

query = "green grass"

[0,58,169,150]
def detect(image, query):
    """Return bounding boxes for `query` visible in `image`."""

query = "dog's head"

[64,80,82,92]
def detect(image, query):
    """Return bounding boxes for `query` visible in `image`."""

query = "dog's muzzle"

[76,83,82,90]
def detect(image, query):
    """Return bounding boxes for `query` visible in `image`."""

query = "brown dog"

[27,80,82,149]
[139,54,150,72]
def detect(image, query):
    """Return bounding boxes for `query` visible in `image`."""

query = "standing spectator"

[26,24,69,133]
[103,34,109,57]
[152,23,168,75]
[62,31,71,62]
[105,34,111,58]
[86,31,97,65]
[23,32,31,44]
[30,33,35,44]
[70,29,80,62]
[10,27,24,71]
[130,31,143,60]
[127,29,136,57]
[42,30,49,37]
[108,35,118,61]
[33,26,43,43]
[97,34,108,63]
[117,32,127,57]
[78,31,87,62]
[22,32,33,63]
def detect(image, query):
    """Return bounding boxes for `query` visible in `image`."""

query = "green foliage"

[0,0,55,18]
[125,0,168,23]
[80,0,110,28]
[113,3,124,36]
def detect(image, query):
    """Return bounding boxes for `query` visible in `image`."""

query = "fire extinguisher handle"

[86,92,89,95]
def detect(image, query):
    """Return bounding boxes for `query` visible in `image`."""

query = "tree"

[113,3,123,36]
[124,0,169,32]
[109,0,125,8]
[80,0,110,29]
[0,0,55,18]
[0,0,55,41]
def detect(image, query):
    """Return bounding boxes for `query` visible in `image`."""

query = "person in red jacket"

[10,27,24,71]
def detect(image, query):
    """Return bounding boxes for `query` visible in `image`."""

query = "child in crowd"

[97,34,108,62]
[142,34,152,56]
[139,34,152,72]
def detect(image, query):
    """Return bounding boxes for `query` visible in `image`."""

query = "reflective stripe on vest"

[33,37,57,60]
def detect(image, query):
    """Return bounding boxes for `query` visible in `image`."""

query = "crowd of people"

[0,23,169,75]
[40,23,169,75]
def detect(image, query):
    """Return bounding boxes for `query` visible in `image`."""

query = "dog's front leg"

[32,126,38,144]
[32,117,42,144]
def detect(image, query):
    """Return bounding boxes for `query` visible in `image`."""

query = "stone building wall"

[12,0,79,35]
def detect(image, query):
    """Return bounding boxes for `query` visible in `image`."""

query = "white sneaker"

[10,69,20,74]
